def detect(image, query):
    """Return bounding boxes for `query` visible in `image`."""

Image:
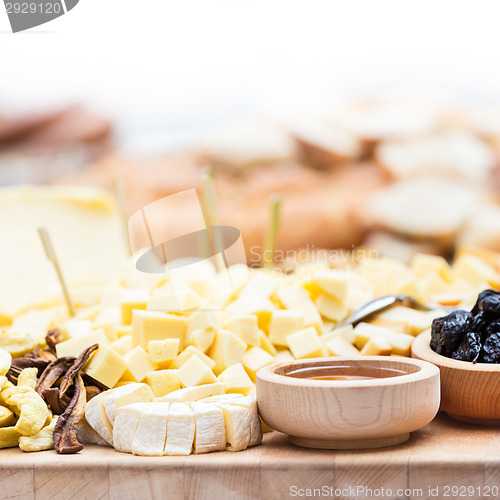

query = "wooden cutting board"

[1,413,499,500]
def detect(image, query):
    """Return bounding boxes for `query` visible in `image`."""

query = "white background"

[1,0,500,151]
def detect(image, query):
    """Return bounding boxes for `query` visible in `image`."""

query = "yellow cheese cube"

[147,287,204,313]
[286,327,324,359]
[187,310,223,337]
[242,346,274,381]
[225,297,275,333]
[121,346,156,383]
[171,345,215,370]
[120,289,149,325]
[145,369,181,397]
[148,339,180,364]
[116,325,132,338]
[452,254,500,289]
[110,335,133,357]
[222,315,260,346]
[218,363,254,396]
[60,320,93,340]
[239,271,277,299]
[209,329,247,375]
[73,305,102,322]
[258,330,277,356]
[375,306,433,336]
[268,310,305,347]
[303,274,347,300]
[419,275,450,297]
[353,323,413,357]
[177,355,217,387]
[275,284,323,334]
[131,310,187,350]
[325,336,361,357]
[84,344,127,388]
[92,322,117,342]
[274,349,294,363]
[189,328,216,353]
[56,328,108,358]
[314,293,348,322]
[411,253,451,282]
[360,337,392,356]
[386,334,413,357]
[320,324,355,345]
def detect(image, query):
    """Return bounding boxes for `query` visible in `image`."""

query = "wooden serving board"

[1,413,499,500]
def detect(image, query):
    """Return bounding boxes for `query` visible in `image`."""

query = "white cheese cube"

[132,402,170,456]
[164,403,195,456]
[190,402,226,454]
[217,403,251,452]
[103,382,154,425]
[113,402,150,453]
[157,383,227,402]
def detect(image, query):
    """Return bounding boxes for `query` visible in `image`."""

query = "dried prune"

[481,332,500,363]
[430,310,471,356]
[471,289,500,316]
[451,331,482,363]
[480,295,500,318]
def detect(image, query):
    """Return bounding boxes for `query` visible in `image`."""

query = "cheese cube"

[218,403,251,451]
[303,274,347,300]
[411,253,451,282]
[110,335,133,356]
[56,329,108,358]
[85,389,116,445]
[94,307,121,326]
[131,402,170,456]
[320,324,355,345]
[375,306,433,336]
[171,345,216,370]
[214,395,262,447]
[73,305,101,322]
[222,315,260,346]
[225,297,275,333]
[113,402,148,453]
[147,287,204,313]
[189,328,216,354]
[353,322,413,356]
[386,334,413,357]
[286,327,324,359]
[190,402,226,454]
[187,310,223,337]
[102,382,154,425]
[274,349,295,363]
[419,275,449,297]
[360,337,392,356]
[121,346,156,383]
[258,330,277,355]
[275,284,323,333]
[60,320,93,340]
[325,336,361,357]
[148,339,180,364]
[218,363,254,396]
[314,293,348,322]
[84,344,127,388]
[131,310,187,350]
[177,355,217,387]
[92,322,117,342]
[164,403,195,456]
[157,383,227,402]
[209,330,247,375]
[116,325,132,338]
[242,347,274,381]
[452,254,500,288]
[268,310,305,347]
[145,369,181,397]
[10,310,55,341]
[120,289,149,325]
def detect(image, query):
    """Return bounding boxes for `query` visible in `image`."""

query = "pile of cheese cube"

[83,382,261,456]
[3,249,500,401]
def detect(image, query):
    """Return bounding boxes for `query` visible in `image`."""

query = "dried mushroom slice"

[53,373,86,454]
[59,344,98,398]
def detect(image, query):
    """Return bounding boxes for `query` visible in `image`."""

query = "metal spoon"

[342,294,435,327]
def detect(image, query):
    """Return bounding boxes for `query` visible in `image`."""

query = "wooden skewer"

[263,193,281,269]
[38,227,75,317]
[114,177,132,257]
[200,167,226,272]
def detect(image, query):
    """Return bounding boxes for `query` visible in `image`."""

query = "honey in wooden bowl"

[257,357,440,449]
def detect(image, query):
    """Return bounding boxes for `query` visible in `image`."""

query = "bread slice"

[376,131,496,183]
[287,118,362,168]
[367,177,481,241]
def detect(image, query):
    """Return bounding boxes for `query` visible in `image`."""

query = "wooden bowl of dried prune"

[412,290,500,426]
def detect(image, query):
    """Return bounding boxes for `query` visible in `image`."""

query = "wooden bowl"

[412,330,500,425]
[256,356,440,449]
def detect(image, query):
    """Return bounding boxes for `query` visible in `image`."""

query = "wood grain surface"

[1,413,499,500]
